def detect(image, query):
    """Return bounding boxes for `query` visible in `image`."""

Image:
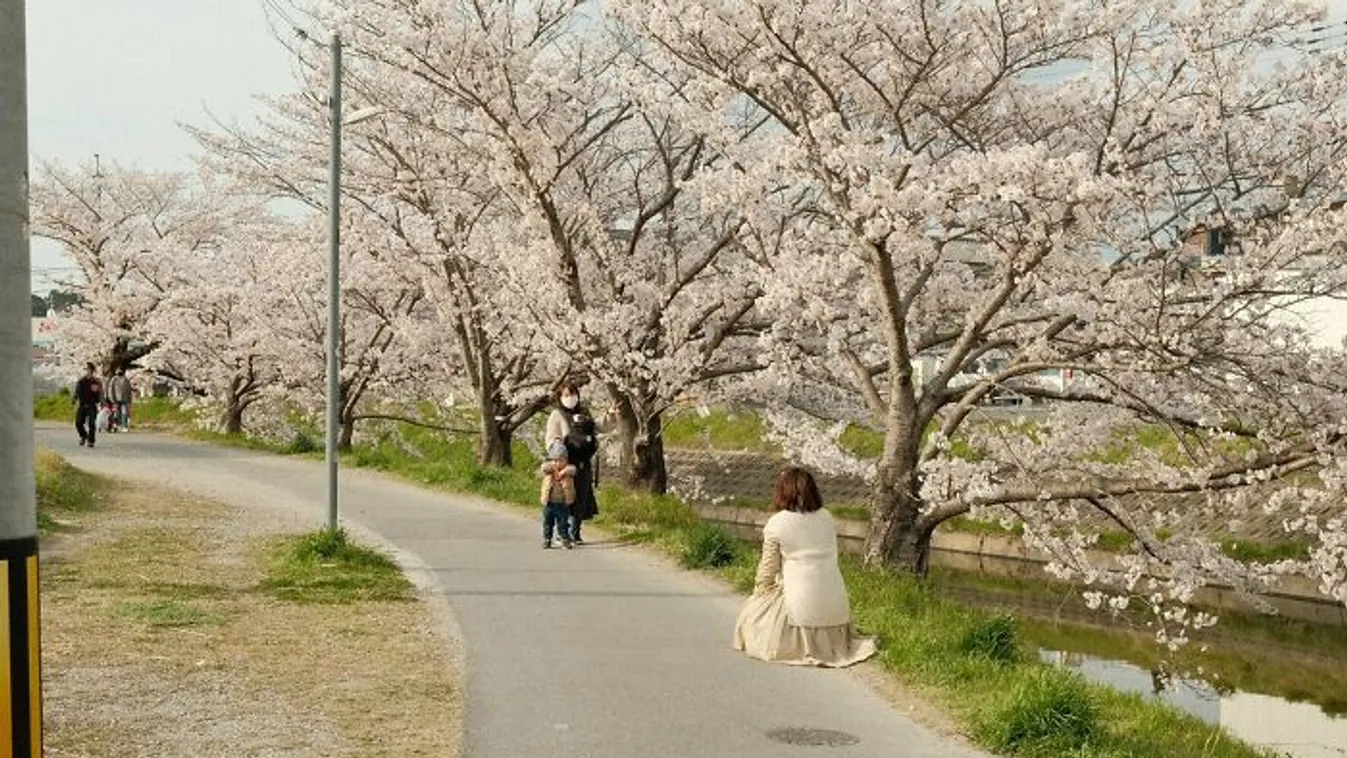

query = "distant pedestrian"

[539,441,576,549]
[108,368,133,431]
[733,467,877,668]
[73,362,103,448]
[544,381,601,544]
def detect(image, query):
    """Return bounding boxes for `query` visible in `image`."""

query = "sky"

[26,0,301,294]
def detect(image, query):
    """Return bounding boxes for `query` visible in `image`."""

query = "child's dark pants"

[542,501,571,542]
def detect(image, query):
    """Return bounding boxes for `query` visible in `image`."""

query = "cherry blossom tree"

[29,160,240,375]
[191,45,562,463]
[145,222,286,433]
[616,0,1347,636]
[324,0,768,489]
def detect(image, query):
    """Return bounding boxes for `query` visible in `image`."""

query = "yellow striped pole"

[1,0,43,754]
[0,543,40,758]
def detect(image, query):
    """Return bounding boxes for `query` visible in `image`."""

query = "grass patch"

[130,396,199,428]
[113,599,227,628]
[261,528,413,605]
[679,522,741,569]
[838,423,885,458]
[35,449,103,534]
[34,390,73,422]
[662,407,779,452]
[141,582,233,601]
[975,668,1100,754]
[187,429,286,452]
[1220,537,1311,564]
[961,614,1021,664]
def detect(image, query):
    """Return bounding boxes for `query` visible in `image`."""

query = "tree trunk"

[862,461,933,574]
[465,368,514,467]
[615,401,668,494]
[221,399,245,435]
[477,410,514,467]
[338,377,367,452]
[339,413,356,451]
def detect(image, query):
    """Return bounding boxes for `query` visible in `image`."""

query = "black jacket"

[74,376,103,406]
[564,409,600,464]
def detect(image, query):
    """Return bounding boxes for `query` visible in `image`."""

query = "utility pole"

[0,0,43,755]
[326,33,342,531]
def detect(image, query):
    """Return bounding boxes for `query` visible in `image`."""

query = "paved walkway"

[36,425,989,758]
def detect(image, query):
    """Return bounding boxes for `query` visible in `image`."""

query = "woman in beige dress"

[733,467,878,667]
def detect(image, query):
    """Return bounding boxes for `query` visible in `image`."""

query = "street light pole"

[0,0,44,754]
[326,32,342,531]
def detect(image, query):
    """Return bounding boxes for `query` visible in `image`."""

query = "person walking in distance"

[73,362,103,448]
[108,367,133,432]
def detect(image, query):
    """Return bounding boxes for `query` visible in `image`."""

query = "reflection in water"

[1040,650,1347,758]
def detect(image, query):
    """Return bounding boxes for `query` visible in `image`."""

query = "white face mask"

[561,395,579,410]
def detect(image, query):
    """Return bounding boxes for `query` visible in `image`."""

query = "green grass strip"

[261,527,413,605]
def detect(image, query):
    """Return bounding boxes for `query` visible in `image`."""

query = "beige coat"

[545,408,572,446]
[759,509,852,627]
[733,507,876,667]
[539,461,577,506]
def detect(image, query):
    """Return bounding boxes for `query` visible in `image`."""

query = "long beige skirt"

[732,586,877,668]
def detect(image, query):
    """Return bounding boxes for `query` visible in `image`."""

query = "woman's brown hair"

[554,380,581,403]
[772,467,824,513]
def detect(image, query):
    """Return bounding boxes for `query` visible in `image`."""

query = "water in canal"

[1040,649,1347,758]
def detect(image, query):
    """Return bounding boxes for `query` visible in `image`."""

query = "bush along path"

[34,422,1289,758]
[37,453,461,758]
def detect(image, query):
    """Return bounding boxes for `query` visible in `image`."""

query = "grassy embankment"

[667,407,1312,564]
[40,397,1307,758]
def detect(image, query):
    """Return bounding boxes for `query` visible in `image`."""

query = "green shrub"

[349,443,393,468]
[34,390,73,422]
[961,614,1020,663]
[978,668,1099,754]
[680,522,740,569]
[284,431,320,455]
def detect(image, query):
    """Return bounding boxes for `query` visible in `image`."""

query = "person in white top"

[733,467,878,667]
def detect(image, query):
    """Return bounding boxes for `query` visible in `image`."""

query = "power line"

[260,0,303,34]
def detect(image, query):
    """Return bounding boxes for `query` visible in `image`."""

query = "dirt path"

[42,478,462,758]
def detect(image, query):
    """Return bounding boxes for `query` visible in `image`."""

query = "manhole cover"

[765,727,861,747]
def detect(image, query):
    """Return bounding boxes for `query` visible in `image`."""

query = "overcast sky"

[26,0,299,293]
[24,1,1347,295]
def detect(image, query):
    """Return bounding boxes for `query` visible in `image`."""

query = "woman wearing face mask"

[545,381,601,544]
